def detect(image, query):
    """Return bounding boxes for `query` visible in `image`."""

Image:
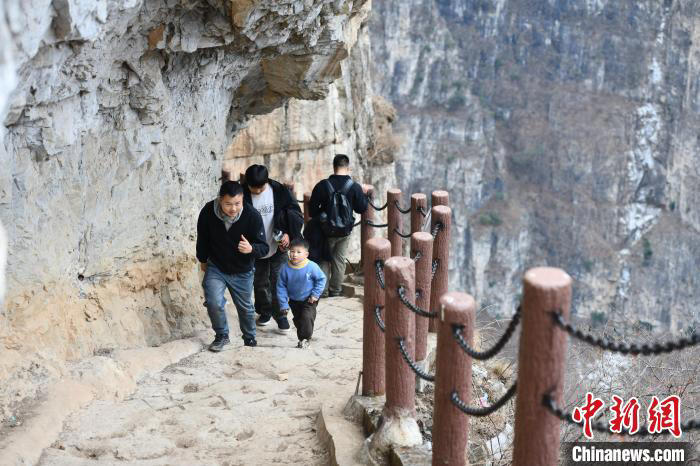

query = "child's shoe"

[297,339,311,349]
[275,316,291,334]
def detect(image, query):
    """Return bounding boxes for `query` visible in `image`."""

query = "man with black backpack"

[308,154,368,297]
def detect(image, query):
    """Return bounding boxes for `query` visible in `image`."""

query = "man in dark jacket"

[308,154,368,297]
[197,181,269,351]
[243,164,304,333]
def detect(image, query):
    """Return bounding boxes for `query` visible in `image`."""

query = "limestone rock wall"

[0,0,374,420]
[371,0,700,331]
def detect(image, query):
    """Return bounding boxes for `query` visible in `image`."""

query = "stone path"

[38,297,364,465]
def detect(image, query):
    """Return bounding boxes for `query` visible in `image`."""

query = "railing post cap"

[439,292,475,321]
[523,267,572,289]
[432,190,448,196]
[410,193,427,201]
[385,255,415,270]
[387,188,402,195]
[411,231,433,242]
[431,205,451,215]
[303,192,311,198]
[366,237,391,251]
[362,184,374,192]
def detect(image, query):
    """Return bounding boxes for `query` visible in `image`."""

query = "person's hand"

[308,296,318,304]
[200,262,207,272]
[238,235,253,254]
[280,233,290,248]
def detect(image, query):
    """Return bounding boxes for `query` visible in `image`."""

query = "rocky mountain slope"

[0,0,386,422]
[370,0,700,332]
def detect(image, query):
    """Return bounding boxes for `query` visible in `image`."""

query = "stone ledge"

[0,333,207,466]
[317,403,366,466]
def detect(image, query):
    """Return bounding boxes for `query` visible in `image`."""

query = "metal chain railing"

[367,194,388,211]
[452,382,517,417]
[397,337,435,381]
[354,219,362,227]
[542,393,700,436]
[431,259,439,279]
[374,260,385,290]
[397,285,437,318]
[452,306,521,360]
[416,205,428,217]
[431,222,443,238]
[412,251,422,262]
[393,228,412,238]
[365,220,389,228]
[374,306,385,333]
[394,200,411,214]
[551,312,700,355]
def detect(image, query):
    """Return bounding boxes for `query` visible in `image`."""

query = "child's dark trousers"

[289,298,319,340]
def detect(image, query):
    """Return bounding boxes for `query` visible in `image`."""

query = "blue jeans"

[202,262,256,341]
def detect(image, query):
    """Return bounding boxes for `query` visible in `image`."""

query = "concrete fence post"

[433,292,476,466]
[361,185,375,268]
[513,267,572,466]
[303,192,311,224]
[283,182,295,200]
[368,256,421,460]
[387,189,403,257]
[362,238,391,397]
[411,193,427,234]
[431,190,449,208]
[411,232,434,389]
[429,205,451,333]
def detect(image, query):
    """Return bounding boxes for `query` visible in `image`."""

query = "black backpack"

[320,178,356,237]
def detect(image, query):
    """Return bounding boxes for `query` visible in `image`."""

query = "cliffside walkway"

[36,296,365,465]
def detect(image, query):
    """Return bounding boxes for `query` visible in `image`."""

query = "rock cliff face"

[0,0,378,420]
[371,0,700,331]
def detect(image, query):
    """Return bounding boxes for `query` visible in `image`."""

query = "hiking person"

[197,181,269,351]
[307,154,368,297]
[242,164,304,333]
[277,238,326,348]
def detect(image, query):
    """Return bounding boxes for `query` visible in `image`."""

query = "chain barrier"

[416,205,428,217]
[412,251,422,262]
[393,228,412,238]
[542,393,700,436]
[431,259,439,279]
[452,382,517,417]
[551,312,700,355]
[397,285,437,318]
[374,306,385,333]
[431,222,443,238]
[354,219,362,227]
[394,200,411,214]
[367,194,388,211]
[397,337,435,381]
[452,306,521,360]
[374,260,385,290]
[365,220,389,228]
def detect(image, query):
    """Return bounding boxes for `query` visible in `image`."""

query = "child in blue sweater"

[277,238,327,348]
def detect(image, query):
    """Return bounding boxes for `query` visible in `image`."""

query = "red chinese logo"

[609,395,640,434]
[647,395,681,437]
[572,392,605,439]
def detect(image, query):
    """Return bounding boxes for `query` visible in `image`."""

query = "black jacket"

[196,200,269,274]
[243,179,304,240]
[309,175,368,220]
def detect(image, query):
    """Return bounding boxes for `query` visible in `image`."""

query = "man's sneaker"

[296,340,304,349]
[329,291,342,298]
[256,314,272,326]
[208,334,230,352]
[275,316,291,334]
[243,338,257,347]
[300,339,311,349]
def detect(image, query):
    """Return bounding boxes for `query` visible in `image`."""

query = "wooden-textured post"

[239,172,246,184]
[411,232,433,365]
[361,185,375,267]
[303,192,311,224]
[432,190,449,208]
[368,256,421,459]
[513,268,572,466]
[362,238,390,396]
[433,292,475,466]
[429,205,451,333]
[387,189,402,257]
[411,193,427,234]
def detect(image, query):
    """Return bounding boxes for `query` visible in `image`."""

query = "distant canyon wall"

[371,0,700,331]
